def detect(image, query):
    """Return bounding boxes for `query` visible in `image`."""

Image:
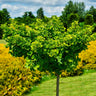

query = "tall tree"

[67,13,79,27]
[77,2,85,22]
[0,8,10,24]
[23,11,35,18]
[19,11,36,25]
[85,14,94,25]
[28,11,35,18]
[0,8,10,39]
[87,6,96,22]
[60,0,85,29]
[2,8,10,22]
[37,7,44,19]
[23,12,28,18]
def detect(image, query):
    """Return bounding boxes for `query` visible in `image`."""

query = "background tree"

[0,8,10,39]
[43,16,50,23]
[22,11,35,25]
[23,11,35,18]
[0,11,4,24]
[87,6,96,22]
[2,8,10,23]
[0,8,10,24]
[22,12,28,18]
[85,14,94,25]
[37,7,44,19]
[60,0,74,29]
[67,13,79,27]
[14,17,23,24]
[60,0,85,29]
[15,11,36,25]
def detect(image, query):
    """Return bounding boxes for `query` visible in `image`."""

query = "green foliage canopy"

[1,17,95,75]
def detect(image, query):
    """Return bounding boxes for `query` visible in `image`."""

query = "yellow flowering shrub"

[79,40,96,70]
[0,44,42,96]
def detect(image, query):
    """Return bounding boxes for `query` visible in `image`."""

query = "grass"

[24,71,96,96]
[0,39,7,44]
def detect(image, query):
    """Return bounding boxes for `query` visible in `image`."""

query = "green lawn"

[24,72,96,96]
[0,39,7,44]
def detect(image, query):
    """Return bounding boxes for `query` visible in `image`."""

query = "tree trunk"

[56,74,59,96]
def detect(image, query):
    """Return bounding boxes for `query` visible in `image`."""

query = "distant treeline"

[0,0,96,38]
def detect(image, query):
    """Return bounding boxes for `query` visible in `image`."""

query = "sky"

[0,0,96,18]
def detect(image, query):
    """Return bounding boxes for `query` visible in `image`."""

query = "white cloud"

[44,6,64,17]
[1,4,19,11]
[0,0,96,18]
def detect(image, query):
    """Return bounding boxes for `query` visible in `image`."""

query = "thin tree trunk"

[56,74,59,96]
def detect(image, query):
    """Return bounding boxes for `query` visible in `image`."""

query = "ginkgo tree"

[1,16,96,96]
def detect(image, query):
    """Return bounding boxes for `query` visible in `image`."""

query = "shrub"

[79,40,96,70]
[0,44,42,96]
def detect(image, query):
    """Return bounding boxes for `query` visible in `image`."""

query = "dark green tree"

[77,2,85,22]
[0,8,10,24]
[15,11,36,25]
[60,0,85,29]
[23,12,28,18]
[67,13,79,27]
[0,8,10,39]
[14,17,23,24]
[37,7,44,19]
[28,11,35,18]
[60,0,74,29]
[87,6,96,22]
[23,11,35,18]
[85,14,94,25]
[2,8,10,23]
[0,11,4,24]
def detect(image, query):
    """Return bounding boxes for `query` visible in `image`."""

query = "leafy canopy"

[2,16,95,74]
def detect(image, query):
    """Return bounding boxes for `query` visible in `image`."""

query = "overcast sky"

[0,0,96,18]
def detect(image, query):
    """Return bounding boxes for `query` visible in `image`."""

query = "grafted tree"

[1,16,95,96]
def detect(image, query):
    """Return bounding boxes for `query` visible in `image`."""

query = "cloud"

[44,6,64,17]
[1,4,39,17]
[0,0,96,18]
[88,0,96,2]
[1,4,19,11]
